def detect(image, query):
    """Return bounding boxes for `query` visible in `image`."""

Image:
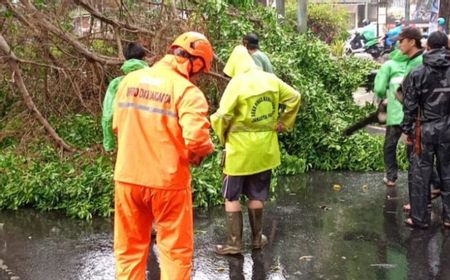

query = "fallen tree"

[0,1,398,219]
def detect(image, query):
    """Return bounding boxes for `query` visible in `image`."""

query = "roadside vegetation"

[0,1,405,219]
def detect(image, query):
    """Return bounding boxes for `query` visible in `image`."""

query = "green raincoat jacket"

[361,24,377,48]
[374,50,409,125]
[211,45,301,176]
[101,59,148,151]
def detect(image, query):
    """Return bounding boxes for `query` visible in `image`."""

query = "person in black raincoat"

[402,31,450,228]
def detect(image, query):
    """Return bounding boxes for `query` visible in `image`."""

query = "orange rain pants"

[114,181,194,280]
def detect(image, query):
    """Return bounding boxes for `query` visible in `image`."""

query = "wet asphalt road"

[1,171,450,280]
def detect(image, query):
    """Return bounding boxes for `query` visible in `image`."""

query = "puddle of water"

[1,171,450,280]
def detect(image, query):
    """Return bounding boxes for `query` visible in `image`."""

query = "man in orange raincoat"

[112,32,215,279]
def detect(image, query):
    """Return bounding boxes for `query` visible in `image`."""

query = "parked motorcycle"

[345,32,385,59]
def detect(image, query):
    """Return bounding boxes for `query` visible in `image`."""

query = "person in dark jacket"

[402,31,450,228]
[396,27,441,213]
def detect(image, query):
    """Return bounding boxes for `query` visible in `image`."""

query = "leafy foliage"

[330,39,346,57]
[306,3,350,43]
[0,146,114,220]
[0,1,403,219]
[223,0,254,8]
[285,1,350,43]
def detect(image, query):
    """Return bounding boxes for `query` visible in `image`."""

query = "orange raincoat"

[112,54,214,279]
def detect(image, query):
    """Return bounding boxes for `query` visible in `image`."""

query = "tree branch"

[113,26,125,59]
[7,1,123,65]
[207,71,230,82]
[0,33,74,152]
[16,58,64,70]
[73,0,155,35]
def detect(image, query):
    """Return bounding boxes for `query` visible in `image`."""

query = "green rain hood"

[212,46,301,176]
[102,59,148,151]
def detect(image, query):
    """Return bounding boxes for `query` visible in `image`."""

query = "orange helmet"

[170,32,214,73]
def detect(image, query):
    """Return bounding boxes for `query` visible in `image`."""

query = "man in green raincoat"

[374,49,409,187]
[102,42,148,152]
[212,45,301,255]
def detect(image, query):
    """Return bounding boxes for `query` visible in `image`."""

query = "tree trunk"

[0,34,74,152]
[276,0,285,17]
[255,0,268,5]
[297,0,307,33]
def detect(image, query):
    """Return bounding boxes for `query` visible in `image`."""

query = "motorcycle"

[345,32,385,59]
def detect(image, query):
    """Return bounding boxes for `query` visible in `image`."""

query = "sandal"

[383,177,396,187]
[404,218,429,229]
[443,221,450,228]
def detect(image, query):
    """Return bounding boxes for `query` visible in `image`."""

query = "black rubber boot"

[215,211,243,255]
[248,208,268,249]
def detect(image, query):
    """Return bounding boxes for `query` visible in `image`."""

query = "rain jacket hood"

[120,59,148,74]
[374,49,408,125]
[223,45,258,78]
[423,48,450,68]
[158,54,195,79]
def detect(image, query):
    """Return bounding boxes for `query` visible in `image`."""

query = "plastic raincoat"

[211,46,301,176]
[402,48,450,227]
[112,54,214,279]
[386,25,403,47]
[374,49,409,125]
[101,59,148,151]
[113,55,213,188]
[361,24,377,47]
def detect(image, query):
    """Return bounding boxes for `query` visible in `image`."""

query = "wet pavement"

[1,171,450,280]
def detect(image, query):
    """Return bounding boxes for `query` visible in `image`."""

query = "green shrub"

[0,147,114,220]
[330,39,346,57]
[307,3,350,43]
[285,1,350,43]
[0,2,392,219]
[52,114,102,148]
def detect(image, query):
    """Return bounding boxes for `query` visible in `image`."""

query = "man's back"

[361,24,377,41]
[251,50,273,73]
[113,56,212,188]
[212,68,300,176]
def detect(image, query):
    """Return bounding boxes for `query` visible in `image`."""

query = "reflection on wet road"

[1,172,450,279]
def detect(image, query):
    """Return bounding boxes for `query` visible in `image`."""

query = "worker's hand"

[395,87,404,103]
[189,153,205,167]
[276,122,285,133]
